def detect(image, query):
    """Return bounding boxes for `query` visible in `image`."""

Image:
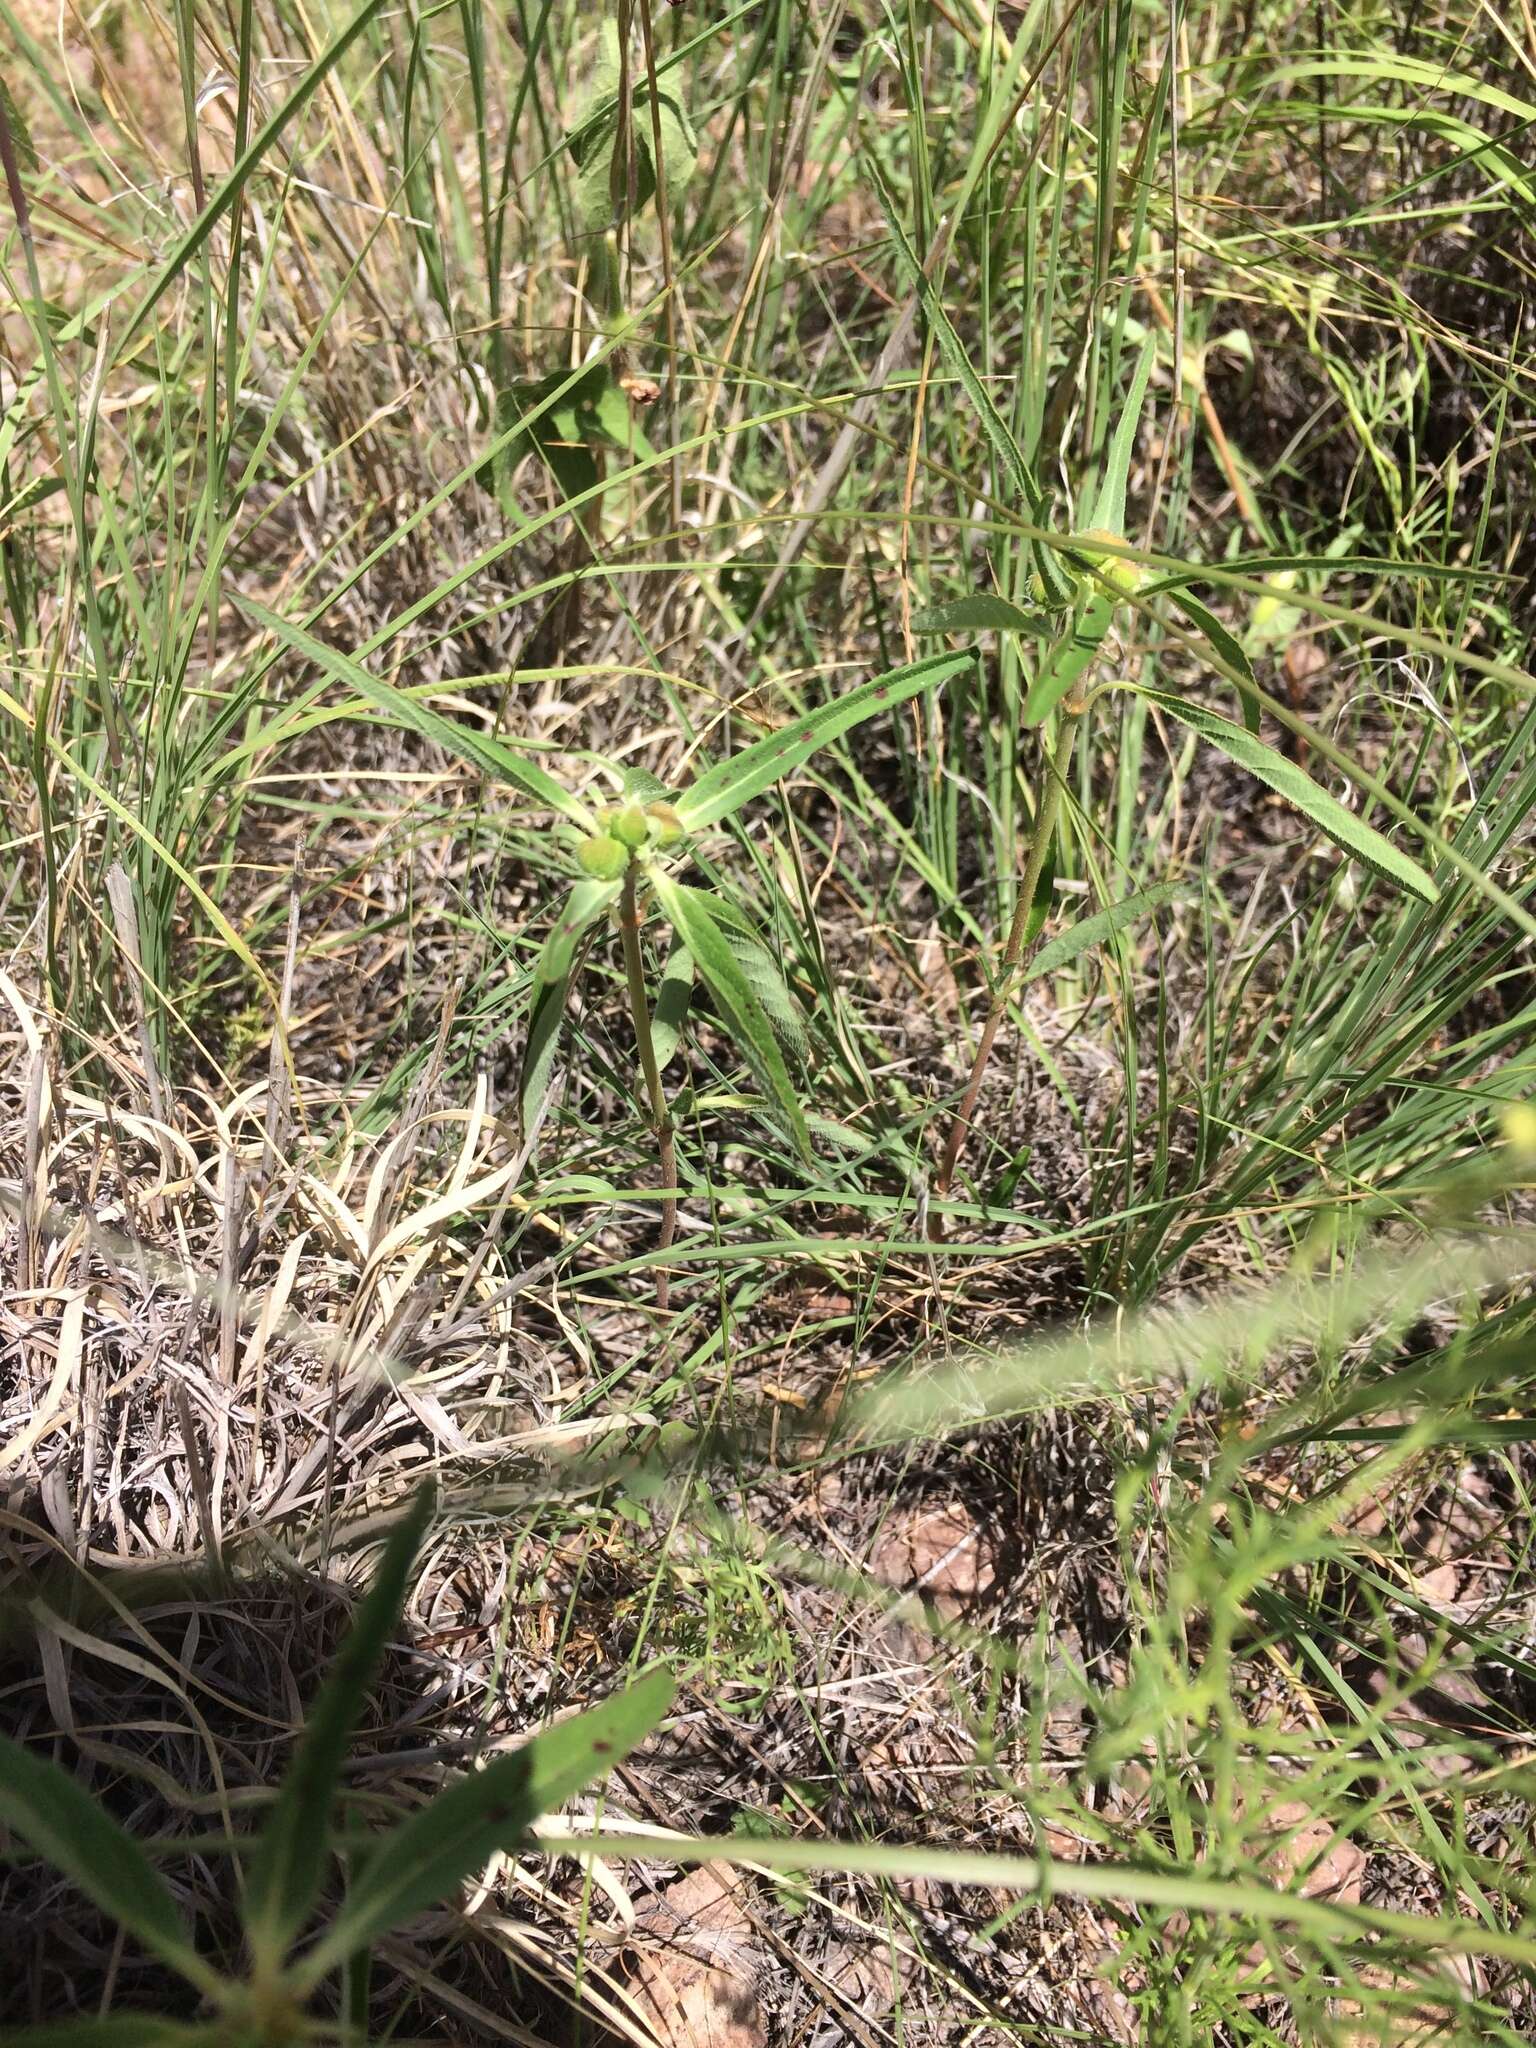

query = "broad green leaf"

[651,877,812,1162]
[911,594,1053,636]
[1024,882,1185,984]
[1023,595,1113,725]
[1133,689,1439,903]
[1160,589,1261,733]
[243,1489,435,1963]
[0,1737,208,1989]
[297,1666,675,1983]
[679,894,806,1058]
[651,941,695,1070]
[868,156,1075,609]
[675,650,974,830]
[1087,336,1156,536]
[231,595,593,829]
[534,878,622,987]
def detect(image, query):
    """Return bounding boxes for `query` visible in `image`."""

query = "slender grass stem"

[934,707,1084,1217]
[619,866,678,1311]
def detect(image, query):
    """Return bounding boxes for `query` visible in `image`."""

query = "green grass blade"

[242,1489,435,1964]
[675,650,974,831]
[1134,688,1440,903]
[231,594,594,829]
[296,1666,675,1983]
[0,1737,213,1991]
[651,876,812,1161]
[119,0,394,351]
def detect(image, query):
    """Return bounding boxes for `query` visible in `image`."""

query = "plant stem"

[619,866,678,1310]
[933,708,1085,1219]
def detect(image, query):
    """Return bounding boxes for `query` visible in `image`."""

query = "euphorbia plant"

[523,649,978,1308]
[234,597,975,1310]
[875,204,1440,1216]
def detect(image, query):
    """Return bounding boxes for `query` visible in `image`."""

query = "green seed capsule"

[576,833,629,880]
[609,803,651,849]
[645,801,685,848]
[1074,527,1143,598]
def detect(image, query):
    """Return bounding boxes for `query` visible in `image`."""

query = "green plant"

[887,242,1443,1214]
[521,648,978,1308]
[0,1491,674,2048]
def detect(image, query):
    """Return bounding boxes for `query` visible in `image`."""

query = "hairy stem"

[934,709,1084,1219]
[620,867,678,1310]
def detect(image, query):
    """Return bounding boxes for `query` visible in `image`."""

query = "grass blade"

[242,1488,435,1964]
[1136,688,1440,903]
[675,651,974,831]
[120,0,393,350]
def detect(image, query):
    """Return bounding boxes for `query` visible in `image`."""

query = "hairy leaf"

[0,1738,207,1987]
[232,595,593,828]
[911,593,1053,636]
[651,877,811,1160]
[1024,882,1185,983]
[1135,689,1439,902]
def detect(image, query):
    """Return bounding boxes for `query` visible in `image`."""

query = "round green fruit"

[645,801,685,848]
[609,803,651,849]
[1074,527,1144,598]
[576,832,629,880]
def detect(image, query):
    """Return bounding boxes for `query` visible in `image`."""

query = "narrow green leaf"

[1087,336,1156,537]
[230,595,593,828]
[651,941,695,1070]
[675,650,974,831]
[1023,883,1185,984]
[910,594,1052,636]
[1023,596,1113,725]
[534,878,622,986]
[297,1667,675,1982]
[1161,590,1261,733]
[651,877,812,1161]
[242,1489,435,1962]
[0,1737,208,1988]
[522,972,570,1130]
[1023,834,1057,949]
[1134,689,1440,902]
